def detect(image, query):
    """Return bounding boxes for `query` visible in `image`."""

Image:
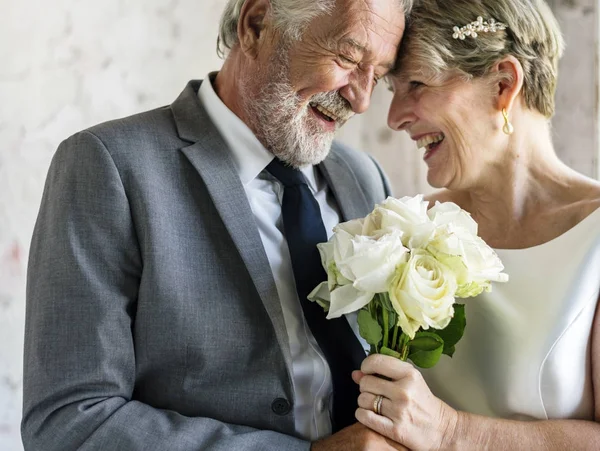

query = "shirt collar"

[198,73,319,191]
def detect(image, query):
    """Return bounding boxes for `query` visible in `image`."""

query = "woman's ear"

[237,0,272,59]
[492,55,524,113]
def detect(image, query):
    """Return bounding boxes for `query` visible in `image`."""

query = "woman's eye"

[409,80,424,88]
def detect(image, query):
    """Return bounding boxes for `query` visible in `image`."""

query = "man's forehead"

[314,1,405,57]
[315,0,405,37]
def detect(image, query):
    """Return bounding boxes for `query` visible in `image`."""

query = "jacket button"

[271,398,291,415]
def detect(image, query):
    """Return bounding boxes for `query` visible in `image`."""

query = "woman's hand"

[353,354,459,451]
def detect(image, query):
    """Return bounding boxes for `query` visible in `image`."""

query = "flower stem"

[399,333,410,361]
[391,324,399,351]
[381,299,389,349]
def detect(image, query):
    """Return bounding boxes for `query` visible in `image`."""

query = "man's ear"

[237,0,272,59]
[492,55,524,113]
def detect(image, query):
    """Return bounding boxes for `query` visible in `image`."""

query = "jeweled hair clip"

[452,16,507,40]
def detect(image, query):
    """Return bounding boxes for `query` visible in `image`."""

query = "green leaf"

[368,300,377,318]
[387,310,397,331]
[410,331,444,351]
[408,332,444,368]
[378,292,394,312]
[374,296,396,333]
[358,309,383,347]
[436,304,466,357]
[380,346,402,359]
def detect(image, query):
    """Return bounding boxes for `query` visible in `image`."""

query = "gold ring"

[373,394,384,415]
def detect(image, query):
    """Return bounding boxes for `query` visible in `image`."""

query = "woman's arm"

[448,408,600,450]
[451,301,600,450]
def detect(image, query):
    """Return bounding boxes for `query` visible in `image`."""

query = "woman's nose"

[387,91,417,131]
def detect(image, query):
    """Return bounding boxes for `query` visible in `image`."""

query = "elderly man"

[22,0,409,450]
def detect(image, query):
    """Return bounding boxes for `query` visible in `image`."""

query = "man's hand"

[310,423,410,451]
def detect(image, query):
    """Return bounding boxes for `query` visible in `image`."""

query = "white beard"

[240,46,352,168]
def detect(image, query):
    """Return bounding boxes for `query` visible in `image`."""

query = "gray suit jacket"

[22,80,392,451]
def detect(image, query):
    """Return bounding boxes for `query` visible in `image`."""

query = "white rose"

[307,281,332,312]
[334,216,365,237]
[453,232,508,296]
[365,196,435,249]
[323,228,409,319]
[316,241,352,292]
[426,202,508,296]
[389,249,457,339]
[428,200,478,235]
[341,231,408,291]
[307,238,354,312]
[383,195,430,223]
[326,284,376,319]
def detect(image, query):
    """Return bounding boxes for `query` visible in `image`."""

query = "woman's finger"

[355,406,398,442]
[358,373,399,399]
[351,370,364,384]
[357,391,392,416]
[360,354,417,381]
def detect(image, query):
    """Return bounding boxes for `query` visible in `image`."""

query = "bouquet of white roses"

[308,195,508,368]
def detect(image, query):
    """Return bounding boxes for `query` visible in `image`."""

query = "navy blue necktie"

[266,158,365,431]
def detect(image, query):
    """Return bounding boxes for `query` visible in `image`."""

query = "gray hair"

[217,0,414,58]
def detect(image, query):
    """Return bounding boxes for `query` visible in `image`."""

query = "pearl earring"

[502,108,514,135]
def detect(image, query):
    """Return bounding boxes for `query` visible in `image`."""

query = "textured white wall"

[1,1,597,449]
[548,0,599,177]
[1,2,226,449]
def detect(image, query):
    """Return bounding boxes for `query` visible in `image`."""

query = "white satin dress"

[421,208,600,420]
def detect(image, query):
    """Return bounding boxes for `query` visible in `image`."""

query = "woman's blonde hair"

[396,0,565,117]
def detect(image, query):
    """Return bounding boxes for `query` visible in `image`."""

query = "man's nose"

[339,68,376,114]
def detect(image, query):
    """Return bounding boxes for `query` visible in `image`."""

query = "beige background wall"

[1,1,597,449]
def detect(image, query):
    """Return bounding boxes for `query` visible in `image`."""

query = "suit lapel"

[171,80,293,373]
[319,145,372,222]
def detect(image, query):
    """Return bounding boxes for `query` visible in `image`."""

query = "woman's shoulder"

[565,177,600,224]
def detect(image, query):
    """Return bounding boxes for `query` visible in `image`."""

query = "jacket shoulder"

[330,140,392,198]
[82,106,181,150]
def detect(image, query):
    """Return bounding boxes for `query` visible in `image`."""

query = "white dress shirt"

[198,75,346,440]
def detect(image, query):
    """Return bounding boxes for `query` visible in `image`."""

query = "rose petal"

[326,285,375,319]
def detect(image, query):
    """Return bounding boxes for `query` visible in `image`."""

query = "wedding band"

[373,394,384,415]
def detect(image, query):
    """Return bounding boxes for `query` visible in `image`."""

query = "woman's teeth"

[416,133,445,150]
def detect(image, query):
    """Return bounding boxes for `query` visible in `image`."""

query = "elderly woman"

[352,0,600,449]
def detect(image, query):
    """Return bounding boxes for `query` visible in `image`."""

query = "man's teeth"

[416,134,445,150]
[312,103,338,122]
